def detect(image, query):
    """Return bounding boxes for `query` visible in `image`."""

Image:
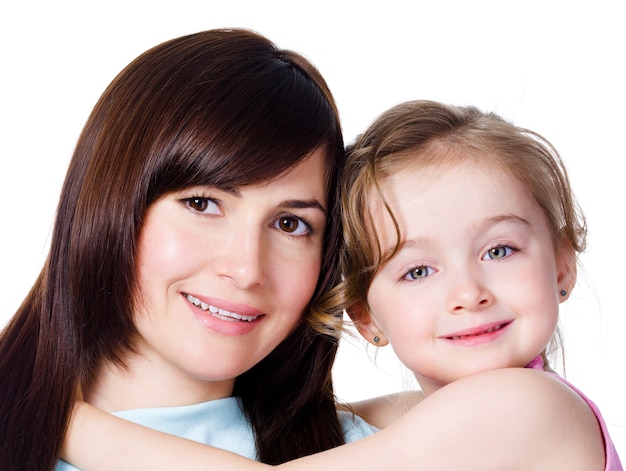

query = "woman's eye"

[273,216,310,236]
[404,265,434,281]
[483,245,514,260]
[184,197,220,215]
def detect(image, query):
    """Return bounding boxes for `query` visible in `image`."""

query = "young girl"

[0,29,380,471]
[62,100,622,470]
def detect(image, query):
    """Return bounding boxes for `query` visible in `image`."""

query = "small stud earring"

[373,336,380,343]
[560,290,567,296]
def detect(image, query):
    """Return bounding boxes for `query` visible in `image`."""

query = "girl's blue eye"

[273,216,310,236]
[185,197,220,215]
[483,245,514,260]
[404,265,434,281]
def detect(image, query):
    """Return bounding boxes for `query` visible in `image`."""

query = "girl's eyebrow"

[381,214,531,261]
[381,237,436,263]
[475,214,531,233]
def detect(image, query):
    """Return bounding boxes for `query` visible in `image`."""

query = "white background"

[1,0,624,457]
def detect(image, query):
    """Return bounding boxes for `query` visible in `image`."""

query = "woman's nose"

[213,228,266,289]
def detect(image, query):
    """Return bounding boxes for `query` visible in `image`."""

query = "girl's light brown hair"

[341,100,586,355]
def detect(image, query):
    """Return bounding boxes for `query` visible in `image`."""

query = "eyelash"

[181,196,220,215]
[272,213,315,237]
[483,244,518,261]
[402,265,435,282]
[399,243,519,282]
[180,196,315,237]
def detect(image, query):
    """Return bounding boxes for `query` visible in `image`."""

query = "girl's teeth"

[451,324,503,340]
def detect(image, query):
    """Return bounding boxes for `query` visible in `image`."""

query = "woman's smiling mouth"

[185,294,261,322]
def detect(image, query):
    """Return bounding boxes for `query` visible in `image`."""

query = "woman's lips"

[185,294,261,322]
[183,292,265,336]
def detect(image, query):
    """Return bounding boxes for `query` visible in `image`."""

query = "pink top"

[526,357,623,471]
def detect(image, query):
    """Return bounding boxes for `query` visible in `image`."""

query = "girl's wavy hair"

[0,28,346,469]
[341,100,587,363]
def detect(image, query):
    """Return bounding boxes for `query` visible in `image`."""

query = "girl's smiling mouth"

[442,320,513,344]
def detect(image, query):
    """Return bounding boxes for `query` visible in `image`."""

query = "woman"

[0,28,376,471]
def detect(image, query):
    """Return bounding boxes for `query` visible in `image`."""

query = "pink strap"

[525,356,622,470]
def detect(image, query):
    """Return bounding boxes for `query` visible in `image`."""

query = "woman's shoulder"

[337,408,380,442]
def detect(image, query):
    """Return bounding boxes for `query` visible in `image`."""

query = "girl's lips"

[441,320,513,344]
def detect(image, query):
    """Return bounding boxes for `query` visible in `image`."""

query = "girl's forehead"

[370,161,546,249]
[376,149,501,189]
[370,157,542,233]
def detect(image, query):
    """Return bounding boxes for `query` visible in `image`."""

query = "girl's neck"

[86,353,235,412]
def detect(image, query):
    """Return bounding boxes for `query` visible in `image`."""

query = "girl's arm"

[63,391,423,471]
[64,401,268,471]
[63,368,605,471]
[348,390,424,428]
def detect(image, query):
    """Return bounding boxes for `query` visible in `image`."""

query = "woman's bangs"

[146,72,337,199]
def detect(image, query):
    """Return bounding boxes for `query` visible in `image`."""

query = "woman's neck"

[86,352,235,412]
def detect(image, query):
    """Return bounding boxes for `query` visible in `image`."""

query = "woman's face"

[132,149,328,402]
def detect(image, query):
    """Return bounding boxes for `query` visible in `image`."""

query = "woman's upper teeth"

[186,294,257,322]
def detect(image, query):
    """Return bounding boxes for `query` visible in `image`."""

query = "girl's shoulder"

[425,367,606,470]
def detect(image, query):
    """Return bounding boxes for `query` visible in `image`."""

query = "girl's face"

[360,158,574,396]
[132,149,328,402]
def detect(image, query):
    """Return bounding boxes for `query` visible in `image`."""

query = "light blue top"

[56,396,377,469]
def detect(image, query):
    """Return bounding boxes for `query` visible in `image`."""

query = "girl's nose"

[446,266,494,314]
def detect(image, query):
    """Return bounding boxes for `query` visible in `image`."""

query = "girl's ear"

[556,242,577,302]
[346,302,388,346]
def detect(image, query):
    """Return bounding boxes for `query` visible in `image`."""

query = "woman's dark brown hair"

[0,29,346,469]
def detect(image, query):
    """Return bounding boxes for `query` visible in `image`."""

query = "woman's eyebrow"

[194,187,327,214]
[278,199,327,215]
